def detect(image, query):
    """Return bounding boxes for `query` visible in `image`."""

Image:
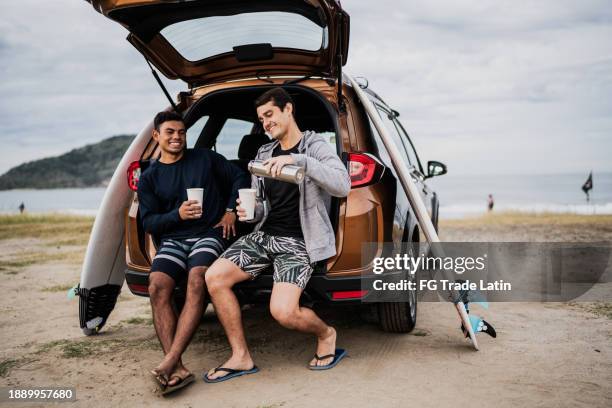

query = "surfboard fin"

[455,280,496,339]
[461,314,497,338]
[76,284,122,336]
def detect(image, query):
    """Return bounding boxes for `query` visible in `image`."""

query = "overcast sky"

[1,0,611,176]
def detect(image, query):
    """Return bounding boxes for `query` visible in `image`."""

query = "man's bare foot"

[206,353,255,381]
[167,362,191,386]
[309,326,337,367]
[152,355,179,381]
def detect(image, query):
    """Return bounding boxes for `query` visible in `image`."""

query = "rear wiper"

[144,58,181,116]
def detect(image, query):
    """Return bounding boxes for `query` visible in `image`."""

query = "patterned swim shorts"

[219,231,313,289]
[151,229,226,282]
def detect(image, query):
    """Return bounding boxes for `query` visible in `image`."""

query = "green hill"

[0,135,135,190]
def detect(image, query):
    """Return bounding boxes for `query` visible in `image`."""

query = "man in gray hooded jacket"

[204,87,351,381]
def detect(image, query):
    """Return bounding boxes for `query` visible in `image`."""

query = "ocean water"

[428,172,612,219]
[0,173,610,219]
[0,187,106,216]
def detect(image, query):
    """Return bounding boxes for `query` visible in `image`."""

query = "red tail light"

[331,290,369,300]
[127,282,149,295]
[127,161,141,191]
[348,153,383,188]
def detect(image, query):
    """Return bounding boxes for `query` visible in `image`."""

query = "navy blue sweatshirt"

[137,149,249,240]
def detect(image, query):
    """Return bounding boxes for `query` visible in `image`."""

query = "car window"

[374,104,414,169]
[318,131,337,150]
[186,115,209,148]
[161,12,328,62]
[366,117,393,168]
[215,118,254,160]
[393,118,424,174]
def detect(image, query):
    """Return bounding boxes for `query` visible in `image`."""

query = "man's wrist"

[225,208,235,213]
[173,208,182,221]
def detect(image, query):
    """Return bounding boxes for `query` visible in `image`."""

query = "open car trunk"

[87,0,349,86]
[128,84,342,281]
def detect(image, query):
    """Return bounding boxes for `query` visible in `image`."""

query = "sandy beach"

[0,213,611,407]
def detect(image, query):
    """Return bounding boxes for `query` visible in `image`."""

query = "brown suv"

[83,0,447,334]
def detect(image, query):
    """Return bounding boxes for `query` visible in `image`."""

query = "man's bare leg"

[154,266,207,384]
[204,258,254,380]
[269,282,337,367]
[149,272,188,381]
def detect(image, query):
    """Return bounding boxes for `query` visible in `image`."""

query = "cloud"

[0,1,183,173]
[0,0,610,175]
[345,0,612,174]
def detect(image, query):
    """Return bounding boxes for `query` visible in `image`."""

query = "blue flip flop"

[202,365,259,383]
[308,348,347,371]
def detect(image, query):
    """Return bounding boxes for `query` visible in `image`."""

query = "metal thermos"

[248,160,305,184]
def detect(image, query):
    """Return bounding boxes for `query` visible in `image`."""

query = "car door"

[373,102,433,221]
[391,117,434,219]
[86,0,350,87]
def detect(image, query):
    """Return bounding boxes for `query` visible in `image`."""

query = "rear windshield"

[161,11,328,62]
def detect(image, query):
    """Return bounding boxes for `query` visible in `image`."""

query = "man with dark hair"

[153,110,184,131]
[204,87,351,382]
[253,87,295,115]
[138,110,249,394]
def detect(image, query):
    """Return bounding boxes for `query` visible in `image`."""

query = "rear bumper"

[125,268,377,304]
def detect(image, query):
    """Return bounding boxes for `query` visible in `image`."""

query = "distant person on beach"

[487,194,494,211]
[582,172,593,202]
[138,111,249,395]
[18,202,25,214]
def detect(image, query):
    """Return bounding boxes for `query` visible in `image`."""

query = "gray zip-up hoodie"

[246,130,351,263]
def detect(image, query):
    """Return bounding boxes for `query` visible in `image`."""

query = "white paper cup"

[238,188,256,220]
[186,188,204,208]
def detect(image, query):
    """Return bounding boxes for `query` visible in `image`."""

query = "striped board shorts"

[151,229,226,282]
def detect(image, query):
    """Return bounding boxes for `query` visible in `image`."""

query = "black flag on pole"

[582,171,593,201]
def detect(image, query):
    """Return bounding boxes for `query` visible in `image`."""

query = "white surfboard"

[347,75,479,350]
[77,116,161,335]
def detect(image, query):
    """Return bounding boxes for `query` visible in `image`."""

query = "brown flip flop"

[162,372,195,396]
[151,369,169,392]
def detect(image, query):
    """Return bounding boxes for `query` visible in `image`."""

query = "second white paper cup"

[186,188,204,208]
[238,188,256,220]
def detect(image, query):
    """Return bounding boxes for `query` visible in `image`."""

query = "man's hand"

[235,198,254,222]
[236,198,247,222]
[263,155,295,177]
[179,200,202,220]
[214,211,237,239]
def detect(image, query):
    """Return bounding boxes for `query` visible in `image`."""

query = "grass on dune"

[571,302,612,320]
[0,215,91,274]
[441,212,612,228]
[0,214,93,244]
[0,358,20,377]
[41,283,75,293]
[35,335,160,359]
[121,316,153,325]
[0,249,86,274]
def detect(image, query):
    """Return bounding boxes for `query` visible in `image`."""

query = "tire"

[377,223,418,333]
[377,290,417,333]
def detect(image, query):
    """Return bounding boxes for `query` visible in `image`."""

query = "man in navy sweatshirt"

[137,111,249,393]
